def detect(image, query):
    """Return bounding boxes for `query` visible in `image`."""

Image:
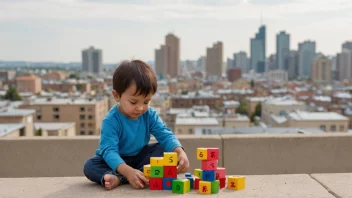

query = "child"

[83,60,189,190]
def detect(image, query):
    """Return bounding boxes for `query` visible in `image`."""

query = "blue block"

[162,178,174,190]
[185,172,192,177]
[186,177,194,189]
[202,170,215,182]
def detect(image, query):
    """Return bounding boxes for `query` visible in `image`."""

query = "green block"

[150,166,163,178]
[211,180,220,194]
[172,179,185,194]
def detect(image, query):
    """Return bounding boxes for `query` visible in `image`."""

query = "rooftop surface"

[1,174,351,198]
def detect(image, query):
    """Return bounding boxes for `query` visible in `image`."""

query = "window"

[80,131,85,135]
[37,115,42,120]
[202,129,206,135]
[188,129,193,134]
[88,123,93,128]
[320,125,326,131]
[53,115,60,120]
[80,115,85,120]
[53,107,59,112]
[88,115,93,120]
[340,125,345,132]
[80,107,85,112]
[80,123,85,128]
[88,131,94,135]
[330,125,336,132]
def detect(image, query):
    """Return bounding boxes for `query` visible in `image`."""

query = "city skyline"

[0,0,352,62]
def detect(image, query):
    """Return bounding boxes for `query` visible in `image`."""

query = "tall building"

[250,25,266,73]
[285,50,298,79]
[276,31,290,70]
[206,41,223,79]
[233,51,249,73]
[155,33,180,78]
[267,54,277,71]
[155,45,169,78]
[311,56,332,84]
[196,56,206,72]
[337,49,352,81]
[298,41,316,78]
[82,46,103,74]
[342,41,352,51]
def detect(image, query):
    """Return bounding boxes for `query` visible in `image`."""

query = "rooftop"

[289,111,349,121]
[264,97,304,106]
[27,97,107,105]
[0,108,35,117]
[34,122,75,131]
[0,123,24,137]
[175,117,219,125]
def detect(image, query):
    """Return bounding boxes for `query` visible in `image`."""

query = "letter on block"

[202,160,217,171]
[163,152,178,166]
[150,157,164,166]
[150,166,163,178]
[228,176,246,190]
[216,167,226,179]
[150,178,163,190]
[197,148,208,160]
[194,177,200,190]
[199,181,211,194]
[211,180,220,194]
[219,178,226,189]
[172,179,190,194]
[143,164,151,177]
[164,166,177,178]
[207,148,219,160]
[202,170,216,182]
[194,169,202,179]
[162,178,175,190]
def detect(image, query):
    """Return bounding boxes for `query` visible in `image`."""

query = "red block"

[194,177,200,190]
[219,178,226,189]
[150,178,163,190]
[216,167,226,179]
[207,148,219,160]
[164,166,177,178]
[202,160,217,170]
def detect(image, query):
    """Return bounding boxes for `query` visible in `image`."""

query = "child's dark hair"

[113,60,157,97]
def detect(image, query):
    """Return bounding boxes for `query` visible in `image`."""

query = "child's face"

[112,82,153,120]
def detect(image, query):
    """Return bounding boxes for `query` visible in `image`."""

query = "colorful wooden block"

[211,180,220,194]
[150,178,163,190]
[150,157,164,166]
[164,166,177,178]
[194,177,200,190]
[185,172,192,177]
[199,181,211,194]
[202,160,217,170]
[194,169,202,179]
[197,148,208,160]
[186,176,194,190]
[172,179,190,194]
[207,148,219,160]
[150,166,163,178]
[228,176,246,190]
[202,170,216,182]
[162,178,175,190]
[143,164,151,177]
[216,167,226,179]
[163,152,178,166]
[219,178,226,189]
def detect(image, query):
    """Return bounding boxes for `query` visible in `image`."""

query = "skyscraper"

[250,25,266,73]
[233,51,249,73]
[82,46,103,74]
[342,41,352,51]
[298,41,316,78]
[276,31,290,70]
[155,45,169,78]
[165,33,180,78]
[311,56,332,84]
[337,49,352,81]
[206,41,223,79]
[285,50,298,80]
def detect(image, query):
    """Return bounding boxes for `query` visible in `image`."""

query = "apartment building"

[0,108,35,137]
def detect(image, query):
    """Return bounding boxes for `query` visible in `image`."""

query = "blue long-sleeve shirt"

[96,104,182,173]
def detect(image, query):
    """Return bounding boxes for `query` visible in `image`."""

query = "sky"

[0,0,351,63]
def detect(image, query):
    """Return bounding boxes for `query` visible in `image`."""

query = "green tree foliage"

[4,87,22,101]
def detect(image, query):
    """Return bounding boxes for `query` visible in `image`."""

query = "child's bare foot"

[104,174,120,190]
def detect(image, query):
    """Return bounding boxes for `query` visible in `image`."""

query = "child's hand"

[125,168,149,189]
[173,147,189,174]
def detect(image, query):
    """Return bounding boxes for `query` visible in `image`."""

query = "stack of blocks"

[194,147,225,194]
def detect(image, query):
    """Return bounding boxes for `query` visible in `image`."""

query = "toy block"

[150,166,163,178]
[185,172,192,177]
[202,160,217,170]
[202,170,216,182]
[150,178,163,190]
[162,178,175,190]
[207,148,219,160]
[216,167,226,179]
[150,157,164,166]
[143,164,151,177]
[186,176,194,190]
[194,169,203,179]
[164,166,177,178]
[172,179,190,194]
[197,148,208,160]
[219,178,226,189]
[194,177,200,190]
[211,180,220,194]
[199,181,211,194]
[163,152,178,166]
[228,176,246,190]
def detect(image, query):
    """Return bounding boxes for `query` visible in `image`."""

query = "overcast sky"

[0,0,351,63]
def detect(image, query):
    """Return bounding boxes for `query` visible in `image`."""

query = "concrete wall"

[1,133,352,178]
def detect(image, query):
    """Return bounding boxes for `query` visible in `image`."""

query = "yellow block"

[199,181,211,194]
[194,169,203,179]
[184,179,190,192]
[197,148,208,160]
[143,164,151,177]
[163,152,178,166]
[150,157,164,166]
[228,176,246,190]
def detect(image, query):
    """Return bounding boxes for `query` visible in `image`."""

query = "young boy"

[83,60,189,190]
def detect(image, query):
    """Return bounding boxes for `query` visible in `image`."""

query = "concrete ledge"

[312,173,352,198]
[0,174,337,198]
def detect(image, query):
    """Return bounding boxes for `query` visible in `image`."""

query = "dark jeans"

[83,143,164,186]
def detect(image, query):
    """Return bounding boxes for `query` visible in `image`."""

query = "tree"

[250,80,255,89]
[4,87,22,101]
[181,90,188,95]
[236,100,248,115]
[35,128,42,136]
[250,103,262,122]
[69,73,79,80]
